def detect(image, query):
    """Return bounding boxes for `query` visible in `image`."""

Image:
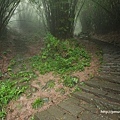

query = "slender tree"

[29,0,80,39]
[0,0,20,37]
[80,0,120,33]
[42,0,79,39]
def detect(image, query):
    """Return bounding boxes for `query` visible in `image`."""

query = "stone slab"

[58,98,84,116]
[47,105,77,120]
[34,111,57,120]
[85,79,120,93]
[96,75,120,84]
[72,91,120,110]
[79,84,120,103]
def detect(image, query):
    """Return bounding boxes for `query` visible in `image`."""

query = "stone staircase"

[34,40,120,120]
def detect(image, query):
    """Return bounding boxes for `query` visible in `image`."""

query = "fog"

[8,0,46,36]
[8,0,81,36]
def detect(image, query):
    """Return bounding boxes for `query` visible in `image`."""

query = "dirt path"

[4,39,101,120]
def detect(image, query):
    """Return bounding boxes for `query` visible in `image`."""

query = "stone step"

[77,110,110,120]
[78,102,100,114]
[112,54,120,57]
[111,50,120,54]
[58,97,85,117]
[100,67,120,72]
[104,63,120,66]
[103,52,120,56]
[104,54,120,58]
[101,68,120,72]
[79,103,120,120]
[101,65,120,69]
[101,70,120,74]
[103,60,120,64]
[101,66,120,69]
[58,97,119,120]
[34,111,57,120]
[79,84,120,103]
[101,71,120,76]
[47,106,77,120]
[84,79,120,93]
[112,55,120,59]
[103,56,114,60]
[72,91,120,111]
[105,61,120,64]
[95,75,120,84]
[35,105,77,120]
[103,54,120,59]
[101,64,120,67]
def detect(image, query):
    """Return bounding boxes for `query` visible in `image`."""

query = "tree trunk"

[42,0,78,39]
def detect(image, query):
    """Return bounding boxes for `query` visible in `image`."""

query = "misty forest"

[0,0,120,120]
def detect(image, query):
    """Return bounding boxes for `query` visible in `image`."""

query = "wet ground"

[0,31,101,120]
[0,32,120,120]
[34,39,120,120]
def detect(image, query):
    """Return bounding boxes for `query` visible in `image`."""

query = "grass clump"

[63,75,79,88]
[46,80,55,89]
[0,61,36,119]
[31,34,91,74]
[32,98,44,109]
[42,80,55,90]
[0,80,28,118]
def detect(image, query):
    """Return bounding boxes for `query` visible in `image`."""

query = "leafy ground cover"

[0,34,100,120]
[0,68,36,118]
[31,34,91,74]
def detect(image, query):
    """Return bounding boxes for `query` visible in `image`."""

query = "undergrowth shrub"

[0,66,36,119]
[31,34,91,74]
[0,34,91,119]
[63,75,79,88]
[32,98,44,109]
[0,80,28,118]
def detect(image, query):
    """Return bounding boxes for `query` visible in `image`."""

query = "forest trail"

[34,39,120,120]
